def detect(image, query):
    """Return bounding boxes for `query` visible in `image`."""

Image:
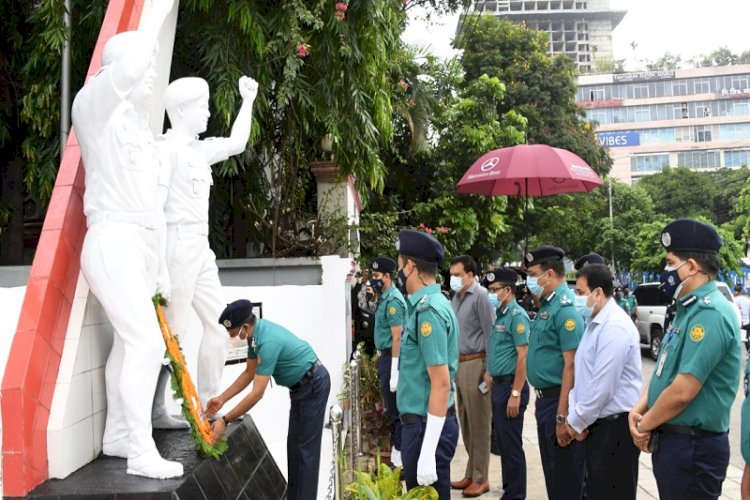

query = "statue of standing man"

[72,0,183,479]
[150,75,258,422]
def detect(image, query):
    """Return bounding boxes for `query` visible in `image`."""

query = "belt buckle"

[535,388,543,399]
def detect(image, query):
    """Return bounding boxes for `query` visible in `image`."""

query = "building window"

[633,84,649,98]
[677,150,721,169]
[720,123,750,140]
[731,75,750,91]
[695,126,712,142]
[694,79,710,94]
[675,126,692,142]
[725,149,750,167]
[633,107,651,122]
[731,101,750,116]
[693,102,712,117]
[631,154,670,173]
[672,81,688,96]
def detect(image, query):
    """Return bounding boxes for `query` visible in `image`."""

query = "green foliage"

[345,462,438,499]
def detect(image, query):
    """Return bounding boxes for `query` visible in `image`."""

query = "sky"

[402,0,750,69]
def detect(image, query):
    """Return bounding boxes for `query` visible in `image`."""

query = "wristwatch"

[511,389,521,398]
[555,414,566,425]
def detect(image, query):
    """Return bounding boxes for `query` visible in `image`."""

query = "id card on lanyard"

[656,326,677,377]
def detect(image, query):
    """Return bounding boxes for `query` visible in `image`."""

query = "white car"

[634,281,741,360]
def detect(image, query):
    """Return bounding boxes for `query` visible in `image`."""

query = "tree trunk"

[0,159,25,264]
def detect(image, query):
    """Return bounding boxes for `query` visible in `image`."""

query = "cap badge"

[486,272,495,282]
[223,319,232,328]
[525,252,534,263]
[661,232,671,247]
[373,262,379,269]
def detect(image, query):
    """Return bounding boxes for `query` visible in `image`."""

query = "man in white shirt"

[733,284,750,353]
[566,263,642,499]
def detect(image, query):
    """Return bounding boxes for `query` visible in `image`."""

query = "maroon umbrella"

[456,144,603,197]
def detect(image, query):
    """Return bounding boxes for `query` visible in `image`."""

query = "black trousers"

[377,354,402,450]
[287,364,331,500]
[401,414,459,500]
[585,415,640,500]
[491,380,529,500]
[535,395,586,500]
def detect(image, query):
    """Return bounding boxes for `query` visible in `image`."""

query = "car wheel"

[650,327,662,361]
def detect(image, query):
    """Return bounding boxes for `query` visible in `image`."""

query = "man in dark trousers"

[207,299,331,500]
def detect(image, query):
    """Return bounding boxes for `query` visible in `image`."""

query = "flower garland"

[153,295,228,459]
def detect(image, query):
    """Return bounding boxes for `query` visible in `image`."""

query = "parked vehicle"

[634,281,741,360]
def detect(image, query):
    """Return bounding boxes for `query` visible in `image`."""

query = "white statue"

[150,75,258,422]
[71,0,183,479]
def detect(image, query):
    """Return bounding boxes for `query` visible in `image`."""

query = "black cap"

[524,245,564,267]
[218,299,253,330]
[484,267,519,286]
[660,219,722,255]
[396,229,445,263]
[370,256,396,273]
[734,283,744,293]
[574,253,605,271]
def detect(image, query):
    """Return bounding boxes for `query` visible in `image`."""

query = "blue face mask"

[526,270,549,297]
[575,294,593,319]
[370,278,384,292]
[488,293,500,308]
[658,262,687,299]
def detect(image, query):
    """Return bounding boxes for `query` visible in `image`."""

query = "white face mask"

[450,275,464,292]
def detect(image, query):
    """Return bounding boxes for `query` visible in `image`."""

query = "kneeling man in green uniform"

[206,299,331,500]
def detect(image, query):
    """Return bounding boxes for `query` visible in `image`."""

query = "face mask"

[450,275,464,293]
[659,262,687,299]
[526,270,549,297]
[397,263,412,294]
[487,293,500,308]
[370,279,384,292]
[575,292,595,319]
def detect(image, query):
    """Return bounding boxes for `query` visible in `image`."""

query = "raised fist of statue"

[239,76,258,102]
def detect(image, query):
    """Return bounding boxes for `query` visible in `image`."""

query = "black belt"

[400,405,455,425]
[659,423,725,437]
[289,360,321,391]
[378,349,392,357]
[534,386,561,399]
[492,374,514,384]
[588,412,628,430]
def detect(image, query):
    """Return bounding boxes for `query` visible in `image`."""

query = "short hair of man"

[450,255,477,276]
[536,259,565,277]
[402,255,438,276]
[575,264,614,297]
[671,250,720,277]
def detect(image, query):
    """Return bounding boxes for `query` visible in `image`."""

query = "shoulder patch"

[564,318,577,332]
[690,325,705,342]
[516,322,526,334]
[388,305,397,315]
[420,321,432,337]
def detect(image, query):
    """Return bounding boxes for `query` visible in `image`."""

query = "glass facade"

[631,154,670,173]
[725,149,750,167]
[676,150,721,169]
[584,99,750,124]
[577,74,750,102]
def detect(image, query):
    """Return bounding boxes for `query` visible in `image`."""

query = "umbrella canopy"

[456,144,603,197]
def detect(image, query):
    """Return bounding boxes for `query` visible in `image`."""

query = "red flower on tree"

[335,1,348,21]
[297,42,310,58]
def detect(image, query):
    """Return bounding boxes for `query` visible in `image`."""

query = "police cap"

[484,267,519,286]
[524,245,564,267]
[660,218,722,255]
[370,256,396,273]
[396,229,445,263]
[218,299,254,330]
[574,253,605,271]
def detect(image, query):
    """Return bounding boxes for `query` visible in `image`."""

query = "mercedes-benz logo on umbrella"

[480,157,500,172]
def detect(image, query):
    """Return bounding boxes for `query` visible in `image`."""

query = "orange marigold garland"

[153,294,228,458]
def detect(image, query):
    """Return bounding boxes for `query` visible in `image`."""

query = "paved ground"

[450,355,746,499]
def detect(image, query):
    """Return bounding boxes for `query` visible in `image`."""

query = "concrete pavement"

[450,354,746,499]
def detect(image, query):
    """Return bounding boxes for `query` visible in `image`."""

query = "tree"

[636,167,717,221]
[645,52,682,71]
[457,17,612,178]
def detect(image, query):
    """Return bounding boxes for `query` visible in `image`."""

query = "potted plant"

[345,461,438,499]
[356,347,392,460]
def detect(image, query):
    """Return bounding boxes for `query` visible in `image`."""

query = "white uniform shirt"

[72,67,160,220]
[158,131,230,225]
[734,293,750,327]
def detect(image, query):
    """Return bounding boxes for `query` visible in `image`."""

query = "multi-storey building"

[458,0,626,72]
[577,65,750,183]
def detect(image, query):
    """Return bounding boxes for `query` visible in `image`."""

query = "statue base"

[18,417,287,499]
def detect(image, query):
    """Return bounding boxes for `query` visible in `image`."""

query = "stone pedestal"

[19,417,286,500]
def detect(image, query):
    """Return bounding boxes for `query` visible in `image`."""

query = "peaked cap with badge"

[370,256,396,273]
[396,229,445,263]
[660,218,722,254]
[485,267,519,286]
[218,299,254,329]
[524,245,565,268]
[574,252,605,271]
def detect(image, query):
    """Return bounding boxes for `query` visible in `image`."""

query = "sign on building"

[596,131,640,148]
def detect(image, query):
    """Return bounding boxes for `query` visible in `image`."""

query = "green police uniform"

[742,361,750,464]
[247,318,319,387]
[488,299,530,377]
[374,285,407,350]
[397,283,459,416]
[618,297,631,315]
[647,281,741,433]
[625,294,638,314]
[527,282,584,389]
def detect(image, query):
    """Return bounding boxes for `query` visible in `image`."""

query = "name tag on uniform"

[656,349,667,377]
[496,325,505,333]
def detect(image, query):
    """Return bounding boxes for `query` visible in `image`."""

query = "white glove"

[389,358,399,392]
[417,413,445,486]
